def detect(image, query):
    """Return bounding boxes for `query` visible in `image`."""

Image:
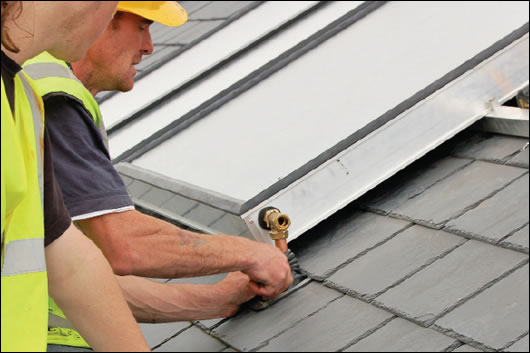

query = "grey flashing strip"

[107,1,326,137]
[134,199,217,235]
[98,1,265,106]
[115,1,387,164]
[116,162,244,214]
[473,105,529,138]
[240,23,530,213]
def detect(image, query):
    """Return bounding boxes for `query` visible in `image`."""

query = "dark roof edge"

[114,1,386,163]
[116,162,244,214]
[107,1,326,137]
[98,1,266,105]
[240,22,530,213]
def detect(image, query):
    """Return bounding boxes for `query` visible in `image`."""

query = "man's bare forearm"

[81,210,257,277]
[46,224,150,351]
[117,273,255,323]
[79,210,292,298]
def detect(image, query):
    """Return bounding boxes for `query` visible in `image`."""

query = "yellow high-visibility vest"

[24,51,107,145]
[1,72,48,352]
[24,51,101,349]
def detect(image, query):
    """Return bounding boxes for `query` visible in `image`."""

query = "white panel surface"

[108,1,364,158]
[133,1,529,201]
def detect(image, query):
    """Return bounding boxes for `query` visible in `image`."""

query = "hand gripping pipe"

[245,207,306,311]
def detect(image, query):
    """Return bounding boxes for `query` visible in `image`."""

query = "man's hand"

[214,272,256,318]
[243,242,293,299]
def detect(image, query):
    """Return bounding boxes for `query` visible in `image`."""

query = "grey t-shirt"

[44,94,134,219]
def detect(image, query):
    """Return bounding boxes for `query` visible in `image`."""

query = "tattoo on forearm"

[179,233,208,248]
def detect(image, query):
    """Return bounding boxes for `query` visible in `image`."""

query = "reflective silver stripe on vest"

[24,61,108,150]
[48,312,75,330]
[18,73,44,206]
[1,238,46,275]
[1,74,47,277]
[23,62,78,81]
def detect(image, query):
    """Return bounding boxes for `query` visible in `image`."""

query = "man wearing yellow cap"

[24,2,292,351]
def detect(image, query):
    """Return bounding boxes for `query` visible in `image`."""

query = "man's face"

[80,12,154,92]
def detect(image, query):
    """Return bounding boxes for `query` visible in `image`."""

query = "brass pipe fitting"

[264,208,291,240]
[259,207,291,253]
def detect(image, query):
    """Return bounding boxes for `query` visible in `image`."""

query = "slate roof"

[102,1,529,351]
[135,129,528,352]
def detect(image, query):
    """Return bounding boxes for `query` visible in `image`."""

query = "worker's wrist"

[231,236,260,272]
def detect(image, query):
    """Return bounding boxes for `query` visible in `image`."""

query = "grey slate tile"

[445,174,529,242]
[506,148,529,168]
[434,264,529,351]
[451,135,528,163]
[451,344,484,352]
[393,161,526,227]
[160,194,198,215]
[128,180,153,198]
[120,174,134,187]
[209,214,249,236]
[152,25,190,46]
[220,348,237,353]
[166,273,227,285]
[168,20,225,44]
[140,321,191,349]
[290,210,410,280]
[211,282,342,351]
[375,240,528,327]
[326,226,465,301]
[189,1,256,20]
[184,203,225,227]
[501,224,529,252]
[140,187,175,207]
[360,157,471,214]
[196,317,227,331]
[506,334,529,352]
[136,45,181,72]
[155,326,227,352]
[258,296,393,352]
[344,317,457,352]
[181,1,213,16]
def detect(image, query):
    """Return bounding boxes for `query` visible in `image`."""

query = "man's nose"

[142,30,154,55]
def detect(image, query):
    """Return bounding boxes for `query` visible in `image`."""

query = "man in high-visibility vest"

[24,1,293,350]
[2,1,149,352]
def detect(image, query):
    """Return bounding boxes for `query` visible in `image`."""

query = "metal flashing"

[473,105,529,138]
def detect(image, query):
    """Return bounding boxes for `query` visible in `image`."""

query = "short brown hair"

[1,1,22,52]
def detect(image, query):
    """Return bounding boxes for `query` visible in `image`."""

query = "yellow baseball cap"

[116,1,188,27]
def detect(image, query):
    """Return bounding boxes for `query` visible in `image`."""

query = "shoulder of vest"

[24,51,69,69]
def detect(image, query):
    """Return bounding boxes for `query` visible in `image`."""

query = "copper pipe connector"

[263,208,291,252]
